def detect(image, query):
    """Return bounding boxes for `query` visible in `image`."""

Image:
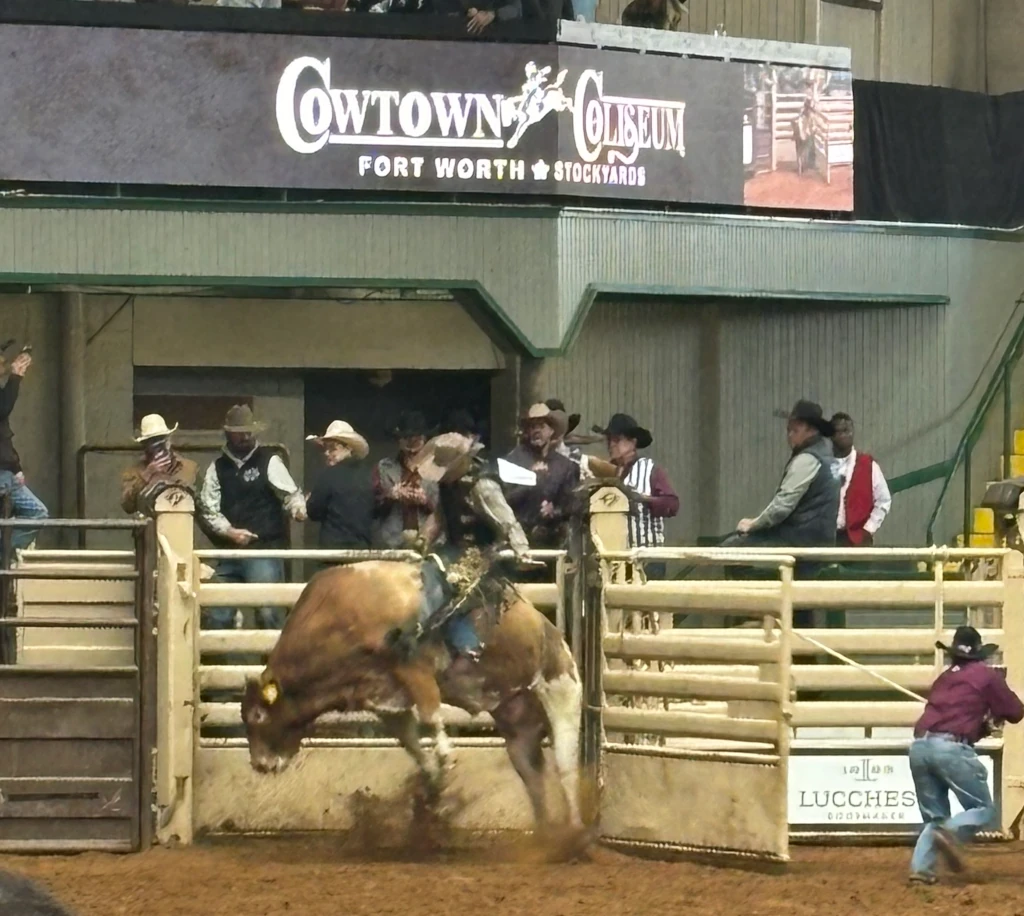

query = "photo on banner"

[742,64,854,211]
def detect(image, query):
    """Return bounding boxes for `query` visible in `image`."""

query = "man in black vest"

[723,400,841,625]
[198,405,307,631]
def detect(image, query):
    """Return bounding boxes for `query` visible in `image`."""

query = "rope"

[792,631,927,703]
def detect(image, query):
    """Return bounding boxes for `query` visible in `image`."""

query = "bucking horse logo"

[500,62,574,150]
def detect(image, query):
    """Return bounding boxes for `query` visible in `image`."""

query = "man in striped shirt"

[593,413,679,578]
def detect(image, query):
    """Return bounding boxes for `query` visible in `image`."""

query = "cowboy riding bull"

[240,432,585,839]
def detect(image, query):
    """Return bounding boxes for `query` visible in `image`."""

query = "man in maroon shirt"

[908,626,1024,884]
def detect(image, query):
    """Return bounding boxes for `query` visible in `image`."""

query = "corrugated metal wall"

[540,297,947,547]
[536,300,705,544]
[718,301,947,545]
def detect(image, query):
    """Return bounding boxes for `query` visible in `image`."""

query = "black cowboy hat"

[592,413,653,449]
[780,399,834,438]
[444,408,478,438]
[545,398,581,435]
[391,410,432,439]
[936,626,999,662]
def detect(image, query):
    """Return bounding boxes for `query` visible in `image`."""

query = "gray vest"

[771,436,841,547]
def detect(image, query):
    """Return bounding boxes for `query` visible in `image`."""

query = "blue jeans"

[909,735,995,877]
[203,558,286,630]
[0,470,48,550]
[417,552,482,656]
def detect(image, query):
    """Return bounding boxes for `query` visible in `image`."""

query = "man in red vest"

[831,412,892,546]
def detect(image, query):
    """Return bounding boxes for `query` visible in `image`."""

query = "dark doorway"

[302,369,493,547]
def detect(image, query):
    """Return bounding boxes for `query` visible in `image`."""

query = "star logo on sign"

[531,160,550,181]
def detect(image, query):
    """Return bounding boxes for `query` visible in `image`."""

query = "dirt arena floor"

[743,167,853,211]
[4,835,1024,916]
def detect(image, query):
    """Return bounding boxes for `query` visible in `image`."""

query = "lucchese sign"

[788,754,996,827]
[276,57,686,189]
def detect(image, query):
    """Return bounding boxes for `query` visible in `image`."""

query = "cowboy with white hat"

[197,404,307,632]
[120,413,198,516]
[305,420,374,555]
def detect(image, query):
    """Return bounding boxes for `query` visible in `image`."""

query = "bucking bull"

[239,556,585,841]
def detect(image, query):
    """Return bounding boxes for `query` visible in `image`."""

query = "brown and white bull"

[240,560,584,837]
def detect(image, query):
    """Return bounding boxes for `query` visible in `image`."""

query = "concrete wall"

[817,0,986,89]
[591,0,986,91]
[986,0,1024,94]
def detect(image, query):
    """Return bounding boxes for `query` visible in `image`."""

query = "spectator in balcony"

[831,411,891,547]
[121,414,198,516]
[0,349,47,551]
[432,0,523,32]
[372,410,438,550]
[305,420,374,554]
[621,0,685,30]
[215,0,282,8]
[504,403,579,551]
[198,405,307,631]
[594,412,678,579]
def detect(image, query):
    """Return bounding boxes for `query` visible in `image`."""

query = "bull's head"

[241,676,303,775]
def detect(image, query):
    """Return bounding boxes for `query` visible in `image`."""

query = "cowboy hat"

[134,413,178,443]
[592,413,653,449]
[444,408,479,438]
[391,410,433,440]
[523,403,568,440]
[545,398,581,435]
[306,420,369,460]
[936,625,999,663]
[779,400,834,438]
[223,404,267,434]
[412,432,484,484]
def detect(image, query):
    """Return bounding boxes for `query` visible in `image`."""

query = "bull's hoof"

[537,824,597,863]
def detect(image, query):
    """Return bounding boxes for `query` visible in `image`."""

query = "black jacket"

[0,376,22,473]
[307,461,375,549]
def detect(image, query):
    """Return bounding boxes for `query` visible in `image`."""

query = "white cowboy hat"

[134,413,178,443]
[306,420,369,460]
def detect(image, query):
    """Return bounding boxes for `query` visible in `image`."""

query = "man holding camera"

[121,414,198,516]
[0,348,47,549]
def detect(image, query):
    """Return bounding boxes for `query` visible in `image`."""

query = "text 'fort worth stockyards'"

[276,56,687,191]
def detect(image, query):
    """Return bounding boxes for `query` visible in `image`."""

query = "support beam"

[602,669,782,702]
[59,293,86,543]
[602,708,779,743]
[604,632,780,664]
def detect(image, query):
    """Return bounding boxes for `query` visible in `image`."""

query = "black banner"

[0,24,853,211]
[854,80,1024,229]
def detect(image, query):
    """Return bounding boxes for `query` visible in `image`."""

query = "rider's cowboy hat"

[522,403,568,439]
[390,410,433,440]
[134,413,178,443]
[306,420,369,460]
[936,625,999,662]
[412,432,484,484]
[592,413,653,449]
[223,404,267,435]
[773,400,835,438]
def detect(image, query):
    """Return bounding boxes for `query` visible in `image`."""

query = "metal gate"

[582,536,793,862]
[0,518,155,852]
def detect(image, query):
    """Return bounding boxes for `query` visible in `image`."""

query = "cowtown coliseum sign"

[276,57,687,190]
[0,24,853,210]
